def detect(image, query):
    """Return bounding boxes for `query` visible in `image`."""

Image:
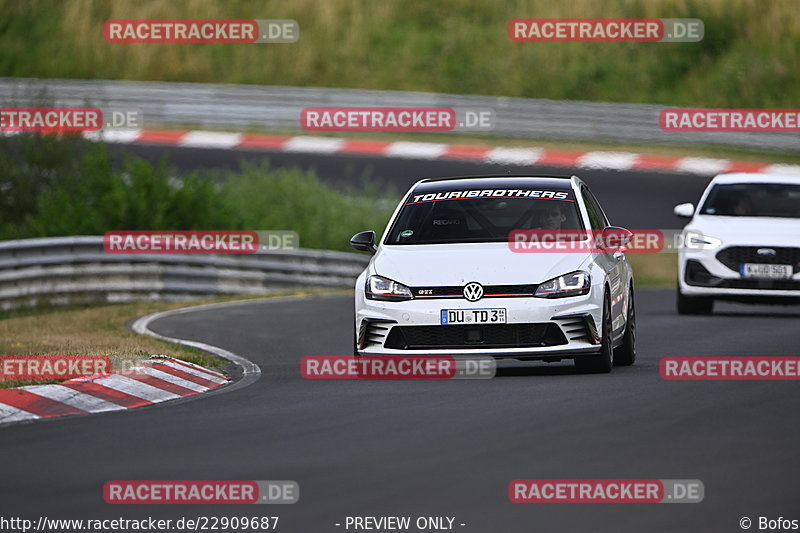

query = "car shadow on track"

[495,365,579,377]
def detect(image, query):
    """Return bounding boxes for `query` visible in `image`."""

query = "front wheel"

[614,285,636,366]
[353,325,363,357]
[575,290,613,374]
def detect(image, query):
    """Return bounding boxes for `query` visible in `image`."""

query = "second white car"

[675,172,800,314]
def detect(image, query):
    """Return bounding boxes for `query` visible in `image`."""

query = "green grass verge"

[0,0,797,107]
[628,253,677,289]
[0,291,338,389]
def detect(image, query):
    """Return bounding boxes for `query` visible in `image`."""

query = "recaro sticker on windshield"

[409,189,572,204]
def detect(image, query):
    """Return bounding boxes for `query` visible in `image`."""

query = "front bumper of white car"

[355,282,606,359]
[679,245,800,302]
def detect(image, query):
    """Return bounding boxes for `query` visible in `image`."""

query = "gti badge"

[463,282,484,302]
[757,248,777,256]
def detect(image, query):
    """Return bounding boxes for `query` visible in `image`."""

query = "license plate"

[440,308,506,325]
[739,263,793,279]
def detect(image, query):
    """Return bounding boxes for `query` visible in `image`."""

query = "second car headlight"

[366,275,413,301]
[683,231,723,250]
[534,271,591,299]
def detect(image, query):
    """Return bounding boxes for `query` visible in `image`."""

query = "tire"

[575,290,613,374]
[353,327,368,378]
[676,287,714,315]
[614,284,636,366]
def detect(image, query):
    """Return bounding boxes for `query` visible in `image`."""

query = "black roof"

[412,175,575,194]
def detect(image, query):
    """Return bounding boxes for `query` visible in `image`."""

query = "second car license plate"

[739,263,792,279]
[440,308,506,325]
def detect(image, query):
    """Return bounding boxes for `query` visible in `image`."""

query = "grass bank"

[0,292,328,389]
[0,0,797,107]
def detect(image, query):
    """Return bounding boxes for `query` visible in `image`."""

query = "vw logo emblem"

[757,248,777,256]
[463,282,484,302]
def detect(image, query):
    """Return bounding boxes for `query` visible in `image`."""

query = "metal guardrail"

[0,236,369,310]
[1,77,798,152]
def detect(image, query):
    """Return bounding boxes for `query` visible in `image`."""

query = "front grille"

[410,284,538,299]
[716,246,800,274]
[383,323,568,349]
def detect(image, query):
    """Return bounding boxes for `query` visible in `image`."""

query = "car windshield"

[700,183,800,218]
[385,188,584,244]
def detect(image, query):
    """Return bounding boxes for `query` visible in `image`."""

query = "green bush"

[0,134,396,251]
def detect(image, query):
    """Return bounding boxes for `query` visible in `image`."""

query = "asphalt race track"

[1,148,798,533]
[1,292,799,532]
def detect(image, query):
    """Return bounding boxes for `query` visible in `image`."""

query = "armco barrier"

[0,236,369,310]
[1,78,798,152]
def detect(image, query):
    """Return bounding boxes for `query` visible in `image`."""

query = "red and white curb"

[0,355,229,426]
[83,129,800,176]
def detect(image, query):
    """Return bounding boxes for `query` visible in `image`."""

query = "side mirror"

[673,203,695,218]
[600,226,633,252]
[350,231,377,254]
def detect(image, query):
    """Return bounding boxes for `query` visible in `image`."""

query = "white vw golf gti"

[350,176,636,373]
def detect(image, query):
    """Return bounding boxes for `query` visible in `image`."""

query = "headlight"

[534,271,591,299]
[366,275,413,301]
[683,231,723,250]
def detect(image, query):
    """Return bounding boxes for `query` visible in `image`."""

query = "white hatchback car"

[350,175,636,373]
[675,173,800,314]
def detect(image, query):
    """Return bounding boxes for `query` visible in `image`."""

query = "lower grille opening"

[685,260,722,287]
[553,314,599,344]
[383,323,568,350]
[359,319,397,349]
[685,260,800,291]
[722,279,800,290]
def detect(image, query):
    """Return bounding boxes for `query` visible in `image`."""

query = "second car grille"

[383,323,568,349]
[685,260,800,290]
[716,246,800,274]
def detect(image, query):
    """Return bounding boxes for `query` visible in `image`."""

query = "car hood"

[688,215,800,247]
[372,243,592,286]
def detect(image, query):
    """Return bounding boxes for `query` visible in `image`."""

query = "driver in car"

[537,204,568,230]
